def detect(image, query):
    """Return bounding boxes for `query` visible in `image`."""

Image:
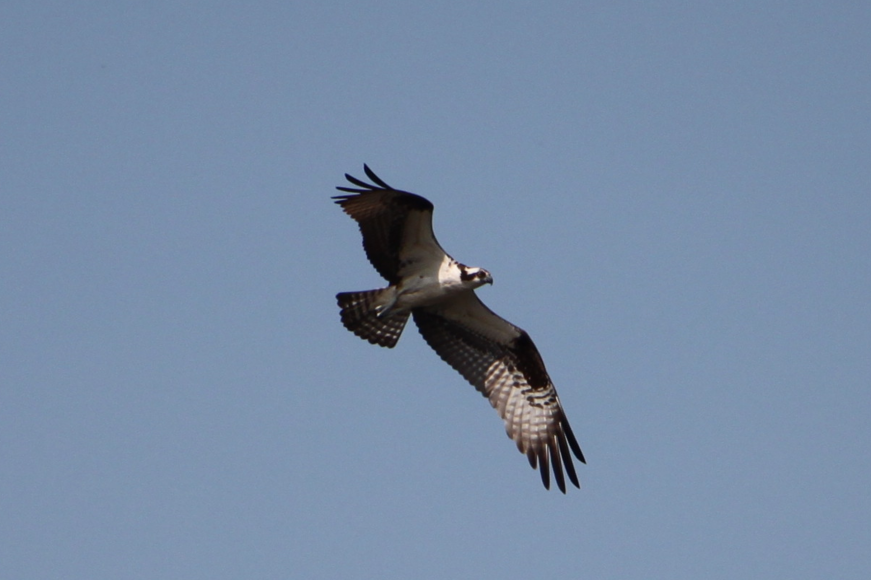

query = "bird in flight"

[333,165,585,492]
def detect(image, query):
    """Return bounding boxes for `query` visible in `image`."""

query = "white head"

[459,264,493,288]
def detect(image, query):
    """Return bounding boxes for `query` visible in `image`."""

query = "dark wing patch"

[413,297,585,493]
[334,165,434,284]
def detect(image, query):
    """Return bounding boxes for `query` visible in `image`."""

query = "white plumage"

[334,165,585,492]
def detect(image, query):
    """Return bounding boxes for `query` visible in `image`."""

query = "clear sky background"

[2,2,869,578]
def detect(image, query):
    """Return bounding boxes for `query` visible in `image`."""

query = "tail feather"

[336,289,409,348]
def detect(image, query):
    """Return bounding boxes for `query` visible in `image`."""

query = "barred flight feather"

[333,165,585,492]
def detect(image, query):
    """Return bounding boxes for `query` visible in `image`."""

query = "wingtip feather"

[549,438,567,493]
[363,164,392,189]
[343,172,377,190]
[562,417,586,464]
[558,433,580,489]
[538,447,550,490]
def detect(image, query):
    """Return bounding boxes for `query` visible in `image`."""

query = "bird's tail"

[336,289,410,348]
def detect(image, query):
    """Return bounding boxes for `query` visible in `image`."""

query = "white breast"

[394,255,464,310]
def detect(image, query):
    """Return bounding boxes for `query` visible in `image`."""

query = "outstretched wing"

[413,292,585,492]
[334,165,442,285]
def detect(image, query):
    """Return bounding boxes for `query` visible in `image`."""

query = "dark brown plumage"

[334,166,585,492]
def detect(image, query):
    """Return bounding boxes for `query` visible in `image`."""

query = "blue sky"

[2,1,869,578]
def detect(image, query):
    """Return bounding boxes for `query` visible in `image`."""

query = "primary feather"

[333,165,585,492]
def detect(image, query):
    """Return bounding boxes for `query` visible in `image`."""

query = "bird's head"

[459,265,493,288]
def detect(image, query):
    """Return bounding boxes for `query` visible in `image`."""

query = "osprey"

[334,165,585,492]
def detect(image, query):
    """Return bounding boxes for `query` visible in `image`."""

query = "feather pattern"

[413,293,585,492]
[336,290,409,348]
[333,166,585,492]
[334,165,436,285]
